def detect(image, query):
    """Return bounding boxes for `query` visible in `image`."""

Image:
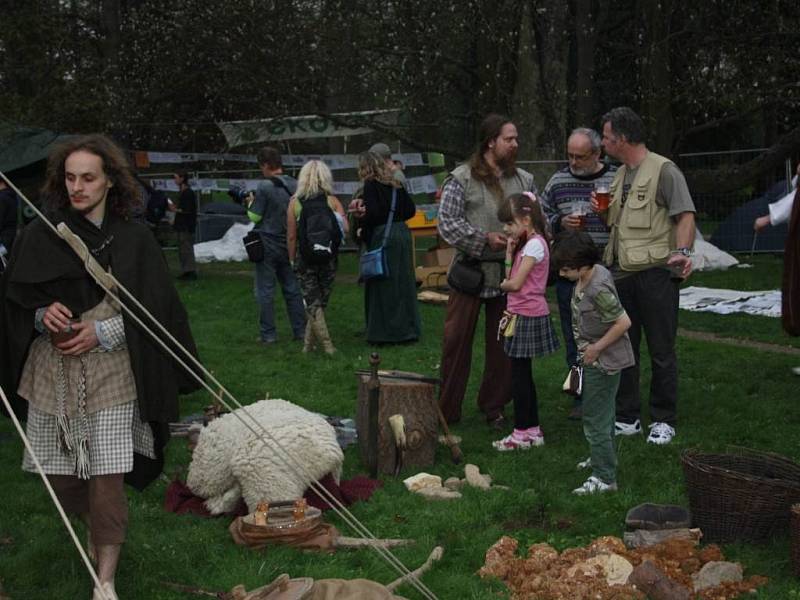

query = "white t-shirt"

[522,237,546,262]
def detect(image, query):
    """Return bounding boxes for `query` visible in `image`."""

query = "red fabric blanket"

[164,474,382,517]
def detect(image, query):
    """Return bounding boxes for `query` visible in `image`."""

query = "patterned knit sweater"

[540,163,616,249]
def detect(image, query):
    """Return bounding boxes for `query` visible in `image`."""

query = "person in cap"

[369,142,409,191]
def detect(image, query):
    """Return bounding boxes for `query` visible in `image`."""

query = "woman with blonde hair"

[287,160,347,354]
[351,151,420,344]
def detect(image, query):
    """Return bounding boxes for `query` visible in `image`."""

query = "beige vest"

[450,164,535,290]
[18,295,137,417]
[603,151,675,271]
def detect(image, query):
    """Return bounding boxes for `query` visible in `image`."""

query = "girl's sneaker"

[492,431,532,451]
[521,426,545,447]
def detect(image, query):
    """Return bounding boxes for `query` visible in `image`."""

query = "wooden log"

[356,372,438,475]
[628,560,691,600]
[623,528,702,549]
[334,536,415,549]
[386,546,444,591]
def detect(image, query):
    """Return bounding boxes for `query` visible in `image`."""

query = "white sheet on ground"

[195,222,253,263]
[679,286,780,317]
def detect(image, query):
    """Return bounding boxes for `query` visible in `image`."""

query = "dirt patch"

[677,328,800,356]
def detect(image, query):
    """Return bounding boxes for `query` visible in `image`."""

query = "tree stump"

[356,372,437,475]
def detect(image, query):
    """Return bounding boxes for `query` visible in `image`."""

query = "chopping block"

[355,369,438,475]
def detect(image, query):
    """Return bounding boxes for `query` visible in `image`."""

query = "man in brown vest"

[437,114,536,426]
[593,107,696,445]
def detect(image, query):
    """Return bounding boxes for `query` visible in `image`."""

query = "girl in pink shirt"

[493,192,560,451]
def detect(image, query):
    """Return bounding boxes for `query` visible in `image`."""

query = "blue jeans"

[555,277,581,407]
[253,242,306,341]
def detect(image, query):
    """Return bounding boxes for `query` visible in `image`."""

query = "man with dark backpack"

[247,147,306,344]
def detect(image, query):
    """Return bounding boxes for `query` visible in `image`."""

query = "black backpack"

[298,193,340,264]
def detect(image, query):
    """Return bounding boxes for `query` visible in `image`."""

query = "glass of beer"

[595,183,610,211]
[571,203,587,229]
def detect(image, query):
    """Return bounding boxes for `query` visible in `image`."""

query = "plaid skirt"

[503,314,560,358]
[22,400,155,477]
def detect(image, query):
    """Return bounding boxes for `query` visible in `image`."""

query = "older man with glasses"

[540,127,616,420]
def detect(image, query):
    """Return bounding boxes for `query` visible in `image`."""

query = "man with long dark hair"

[0,134,201,599]
[437,114,537,426]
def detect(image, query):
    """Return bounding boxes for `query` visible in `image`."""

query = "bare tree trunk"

[512,0,569,157]
[638,0,674,155]
[574,0,597,128]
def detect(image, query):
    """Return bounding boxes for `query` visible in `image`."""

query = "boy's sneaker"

[492,433,531,451]
[646,422,676,445]
[572,476,618,495]
[614,419,642,436]
[576,457,592,470]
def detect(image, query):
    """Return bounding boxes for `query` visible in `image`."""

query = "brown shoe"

[487,414,507,431]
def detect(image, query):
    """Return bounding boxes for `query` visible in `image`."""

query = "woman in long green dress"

[354,152,421,344]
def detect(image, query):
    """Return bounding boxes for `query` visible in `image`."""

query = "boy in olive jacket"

[553,231,634,495]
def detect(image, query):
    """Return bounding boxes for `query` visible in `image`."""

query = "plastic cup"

[571,203,587,229]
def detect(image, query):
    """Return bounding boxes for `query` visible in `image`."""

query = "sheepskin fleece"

[186,399,344,515]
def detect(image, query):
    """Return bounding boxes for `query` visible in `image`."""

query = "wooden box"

[356,372,438,475]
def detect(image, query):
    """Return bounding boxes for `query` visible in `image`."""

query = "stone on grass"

[464,464,491,490]
[443,477,464,491]
[403,473,442,492]
[691,561,743,591]
[566,553,633,586]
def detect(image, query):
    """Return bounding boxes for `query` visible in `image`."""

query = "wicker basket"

[681,447,800,543]
[791,504,800,577]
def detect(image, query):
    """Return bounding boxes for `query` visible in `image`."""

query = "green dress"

[361,179,421,344]
[365,222,420,343]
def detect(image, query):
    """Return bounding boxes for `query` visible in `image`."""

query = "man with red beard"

[437,114,537,426]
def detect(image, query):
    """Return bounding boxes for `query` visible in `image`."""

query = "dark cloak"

[783,187,800,336]
[0,208,203,489]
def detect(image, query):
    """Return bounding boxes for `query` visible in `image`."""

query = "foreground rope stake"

[387,546,444,591]
[0,172,439,600]
[0,385,113,600]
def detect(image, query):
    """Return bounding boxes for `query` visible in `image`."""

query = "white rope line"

[54,215,438,600]
[0,385,113,600]
[0,172,439,599]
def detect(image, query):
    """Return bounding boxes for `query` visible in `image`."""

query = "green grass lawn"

[1,252,799,599]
